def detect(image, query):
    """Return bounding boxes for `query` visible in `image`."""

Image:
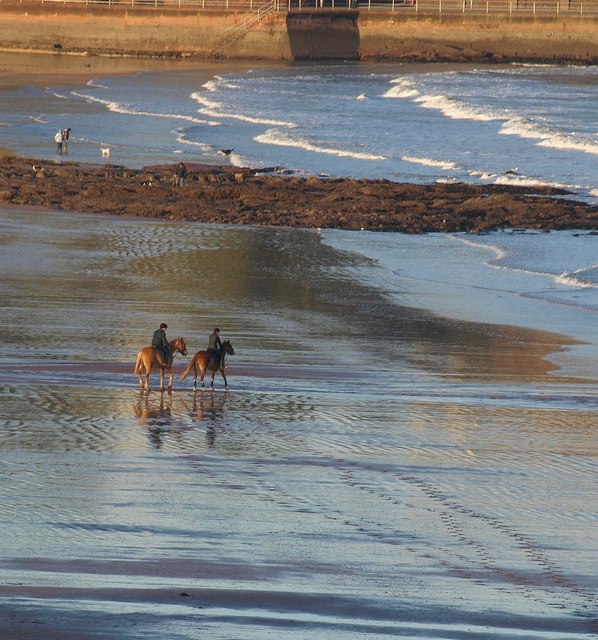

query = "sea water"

[0,62,597,201]
[323,228,598,379]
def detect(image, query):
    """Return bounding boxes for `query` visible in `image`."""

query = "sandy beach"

[1,56,597,640]
[0,50,268,91]
[1,205,597,640]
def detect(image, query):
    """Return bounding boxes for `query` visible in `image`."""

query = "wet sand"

[0,50,266,91]
[1,207,597,640]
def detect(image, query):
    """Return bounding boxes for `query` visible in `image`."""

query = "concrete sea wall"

[0,1,597,63]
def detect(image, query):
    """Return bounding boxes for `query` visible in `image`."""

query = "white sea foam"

[202,79,220,92]
[191,91,294,127]
[469,170,499,181]
[192,94,224,110]
[384,86,420,99]
[173,128,211,152]
[556,266,598,289]
[254,130,386,161]
[87,80,109,89]
[493,174,570,189]
[72,91,218,126]
[387,78,598,158]
[500,117,553,141]
[415,93,498,122]
[229,151,249,167]
[455,236,598,293]
[47,90,72,101]
[356,94,367,101]
[454,235,508,261]
[403,155,459,170]
[500,118,598,156]
[202,76,240,92]
[386,78,502,122]
[383,79,420,99]
[537,136,598,155]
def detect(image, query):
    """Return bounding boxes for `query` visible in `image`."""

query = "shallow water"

[0,208,597,639]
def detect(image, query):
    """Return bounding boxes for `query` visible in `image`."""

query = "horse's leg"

[145,359,153,393]
[199,362,207,390]
[219,367,229,390]
[166,365,174,391]
[192,361,199,392]
[158,366,165,392]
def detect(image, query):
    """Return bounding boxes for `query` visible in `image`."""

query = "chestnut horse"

[180,340,235,391]
[134,337,188,392]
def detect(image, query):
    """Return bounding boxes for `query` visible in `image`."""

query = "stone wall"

[0,2,596,63]
[358,13,598,63]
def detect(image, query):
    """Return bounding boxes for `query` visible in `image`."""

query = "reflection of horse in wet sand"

[134,337,188,392]
[134,391,172,424]
[180,340,235,390]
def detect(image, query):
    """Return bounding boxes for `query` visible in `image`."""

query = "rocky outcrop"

[2,155,596,234]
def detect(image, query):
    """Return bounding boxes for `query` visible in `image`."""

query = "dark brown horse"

[134,337,188,392]
[180,340,235,391]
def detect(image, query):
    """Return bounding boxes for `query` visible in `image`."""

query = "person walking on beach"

[54,130,63,155]
[62,128,71,154]
[174,161,188,187]
[207,327,223,368]
[152,323,172,366]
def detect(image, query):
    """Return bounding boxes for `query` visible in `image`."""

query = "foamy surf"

[493,174,571,189]
[402,155,459,171]
[72,91,217,126]
[191,91,294,127]
[202,75,241,92]
[415,93,499,122]
[556,266,598,290]
[383,79,420,99]
[500,118,598,156]
[255,130,386,161]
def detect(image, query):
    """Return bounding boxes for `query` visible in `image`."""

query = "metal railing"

[360,0,597,12]
[218,0,277,44]
[22,0,598,14]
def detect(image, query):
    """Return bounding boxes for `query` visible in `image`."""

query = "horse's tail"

[133,351,143,376]
[179,358,194,381]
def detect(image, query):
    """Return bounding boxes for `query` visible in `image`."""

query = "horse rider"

[152,323,172,366]
[207,327,223,368]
